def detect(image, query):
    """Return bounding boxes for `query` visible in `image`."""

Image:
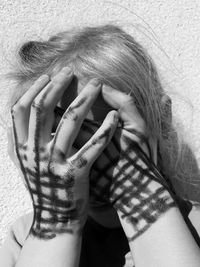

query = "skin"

[10,67,119,240]
[56,78,177,241]
[11,66,175,242]
[52,73,162,229]
[101,86,200,267]
[54,75,124,228]
[7,68,200,267]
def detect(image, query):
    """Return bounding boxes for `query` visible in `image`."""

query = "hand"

[101,85,177,241]
[74,84,177,241]
[9,68,119,240]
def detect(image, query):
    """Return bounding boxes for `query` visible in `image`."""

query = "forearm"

[15,226,82,267]
[118,207,200,267]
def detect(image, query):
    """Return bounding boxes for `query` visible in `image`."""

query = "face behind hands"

[54,75,121,228]
[55,74,154,228]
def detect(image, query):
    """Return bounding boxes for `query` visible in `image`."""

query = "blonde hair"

[7,24,200,203]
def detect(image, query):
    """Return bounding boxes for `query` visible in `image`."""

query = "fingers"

[51,79,102,157]
[102,85,159,166]
[71,110,119,168]
[102,84,131,109]
[7,127,19,166]
[102,84,146,135]
[7,127,29,186]
[11,75,50,144]
[28,67,74,147]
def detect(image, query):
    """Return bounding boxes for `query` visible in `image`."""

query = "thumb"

[102,84,146,134]
[102,85,159,165]
[7,127,18,165]
[73,110,119,168]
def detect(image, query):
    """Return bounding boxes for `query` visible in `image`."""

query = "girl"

[1,24,200,267]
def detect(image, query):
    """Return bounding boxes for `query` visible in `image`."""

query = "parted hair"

[7,24,200,203]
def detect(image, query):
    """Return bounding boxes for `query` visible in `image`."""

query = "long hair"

[6,24,200,203]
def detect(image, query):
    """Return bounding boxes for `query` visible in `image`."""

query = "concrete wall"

[0,0,200,244]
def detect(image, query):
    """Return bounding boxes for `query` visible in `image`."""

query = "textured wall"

[0,0,200,245]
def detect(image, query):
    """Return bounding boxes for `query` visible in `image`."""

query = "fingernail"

[62,66,73,74]
[91,78,101,87]
[108,110,119,123]
[102,84,114,93]
[38,74,49,82]
[113,111,119,122]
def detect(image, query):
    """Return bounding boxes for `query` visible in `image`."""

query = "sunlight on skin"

[53,74,176,233]
[54,74,122,228]
[11,69,119,239]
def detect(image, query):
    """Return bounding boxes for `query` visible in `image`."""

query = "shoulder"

[11,211,33,246]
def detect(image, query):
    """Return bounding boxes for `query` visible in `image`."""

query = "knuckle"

[17,103,26,112]
[63,107,78,122]
[18,105,27,115]
[109,118,117,128]
[11,101,28,115]
[71,155,88,169]
[51,146,66,163]
[10,103,20,115]
[51,78,60,85]
[47,161,59,174]
[51,78,63,88]
[32,90,53,113]
[31,98,44,111]
[68,112,78,122]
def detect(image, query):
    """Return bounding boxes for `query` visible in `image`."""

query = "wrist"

[116,190,178,243]
[30,206,86,240]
